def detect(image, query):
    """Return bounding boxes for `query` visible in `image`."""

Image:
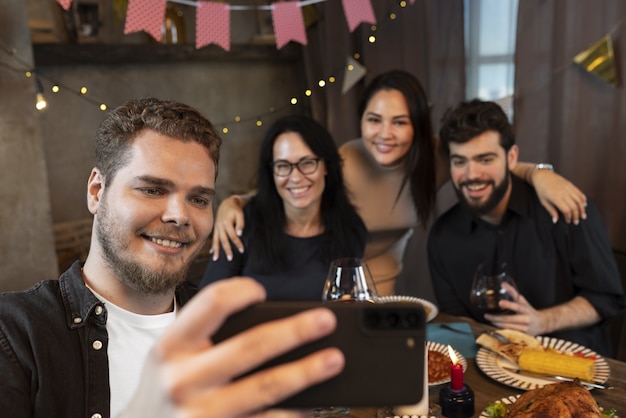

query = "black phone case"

[212,301,426,408]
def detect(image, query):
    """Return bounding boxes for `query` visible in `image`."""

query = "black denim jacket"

[0,261,196,418]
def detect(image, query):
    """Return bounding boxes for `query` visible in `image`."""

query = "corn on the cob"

[518,349,595,381]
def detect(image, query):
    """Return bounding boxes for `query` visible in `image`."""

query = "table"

[346,314,626,417]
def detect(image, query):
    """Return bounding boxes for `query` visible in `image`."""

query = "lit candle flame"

[447,345,458,365]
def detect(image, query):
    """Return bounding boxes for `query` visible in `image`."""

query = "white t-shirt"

[89,289,177,418]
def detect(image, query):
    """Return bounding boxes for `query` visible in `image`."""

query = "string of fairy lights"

[1,0,416,134]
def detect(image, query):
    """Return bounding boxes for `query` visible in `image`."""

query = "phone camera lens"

[405,312,419,328]
[366,312,381,329]
[385,312,400,328]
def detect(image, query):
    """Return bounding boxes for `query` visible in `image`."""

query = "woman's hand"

[211,195,247,261]
[530,169,587,225]
[122,278,344,418]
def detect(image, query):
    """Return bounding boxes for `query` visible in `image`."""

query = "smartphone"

[211,301,426,408]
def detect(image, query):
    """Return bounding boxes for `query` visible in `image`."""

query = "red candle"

[448,345,464,390]
[451,362,464,390]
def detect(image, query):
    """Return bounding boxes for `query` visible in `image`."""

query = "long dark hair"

[359,70,436,226]
[248,115,365,272]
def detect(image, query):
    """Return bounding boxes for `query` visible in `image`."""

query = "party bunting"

[573,35,619,87]
[341,0,376,32]
[68,0,399,51]
[124,0,167,42]
[272,1,308,49]
[342,55,367,93]
[196,2,230,51]
[494,95,513,118]
[56,0,72,11]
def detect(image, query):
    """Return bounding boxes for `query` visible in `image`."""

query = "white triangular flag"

[342,56,367,94]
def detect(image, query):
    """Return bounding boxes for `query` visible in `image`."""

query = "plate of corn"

[476,336,610,390]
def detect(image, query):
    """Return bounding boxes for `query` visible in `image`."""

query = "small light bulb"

[290,97,298,105]
[35,93,47,110]
[305,90,312,97]
[222,127,229,134]
[80,87,88,95]
[99,104,107,111]
[368,35,376,43]
[52,85,60,93]
[318,80,326,88]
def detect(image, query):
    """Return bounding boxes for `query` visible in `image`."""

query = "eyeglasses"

[271,157,321,177]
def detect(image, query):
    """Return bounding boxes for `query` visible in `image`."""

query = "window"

[464,0,519,104]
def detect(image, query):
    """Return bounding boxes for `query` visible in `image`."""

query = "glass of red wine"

[470,262,518,314]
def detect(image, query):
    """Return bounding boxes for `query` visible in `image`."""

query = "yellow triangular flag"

[342,56,367,94]
[573,35,618,87]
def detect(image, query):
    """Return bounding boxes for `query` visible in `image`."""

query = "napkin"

[426,322,478,358]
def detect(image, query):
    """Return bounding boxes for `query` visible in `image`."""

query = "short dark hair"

[439,99,515,157]
[359,70,436,226]
[95,98,222,185]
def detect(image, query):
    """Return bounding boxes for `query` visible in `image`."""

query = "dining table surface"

[345,313,626,418]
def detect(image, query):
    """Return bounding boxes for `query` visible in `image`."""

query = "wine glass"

[322,257,378,303]
[470,262,518,314]
[313,258,378,417]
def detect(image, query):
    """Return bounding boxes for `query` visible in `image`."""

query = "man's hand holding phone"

[122,278,345,418]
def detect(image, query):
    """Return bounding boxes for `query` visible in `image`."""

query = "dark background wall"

[1,0,307,291]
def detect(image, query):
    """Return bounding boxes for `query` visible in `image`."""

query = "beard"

[454,170,511,218]
[96,196,197,295]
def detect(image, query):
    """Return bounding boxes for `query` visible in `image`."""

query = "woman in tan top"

[211,71,587,297]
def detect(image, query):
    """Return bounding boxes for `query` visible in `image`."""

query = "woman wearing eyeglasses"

[200,115,366,300]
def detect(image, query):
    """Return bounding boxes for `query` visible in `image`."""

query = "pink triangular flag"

[341,0,376,32]
[272,1,307,49]
[196,1,230,51]
[124,0,167,42]
[56,0,72,11]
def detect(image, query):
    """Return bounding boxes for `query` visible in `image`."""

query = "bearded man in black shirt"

[428,99,624,356]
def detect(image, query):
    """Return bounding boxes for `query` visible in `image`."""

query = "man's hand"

[211,196,247,261]
[485,283,601,337]
[122,278,344,418]
[484,282,547,335]
[531,169,587,225]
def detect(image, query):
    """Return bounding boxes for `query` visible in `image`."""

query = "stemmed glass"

[322,257,379,303]
[470,262,518,314]
[312,258,378,418]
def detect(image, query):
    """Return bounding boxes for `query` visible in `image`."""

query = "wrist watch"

[534,163,554,171]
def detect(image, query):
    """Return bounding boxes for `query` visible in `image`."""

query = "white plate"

[427,341,467,386]
[475,336,610,391]
[376,295,438,322]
